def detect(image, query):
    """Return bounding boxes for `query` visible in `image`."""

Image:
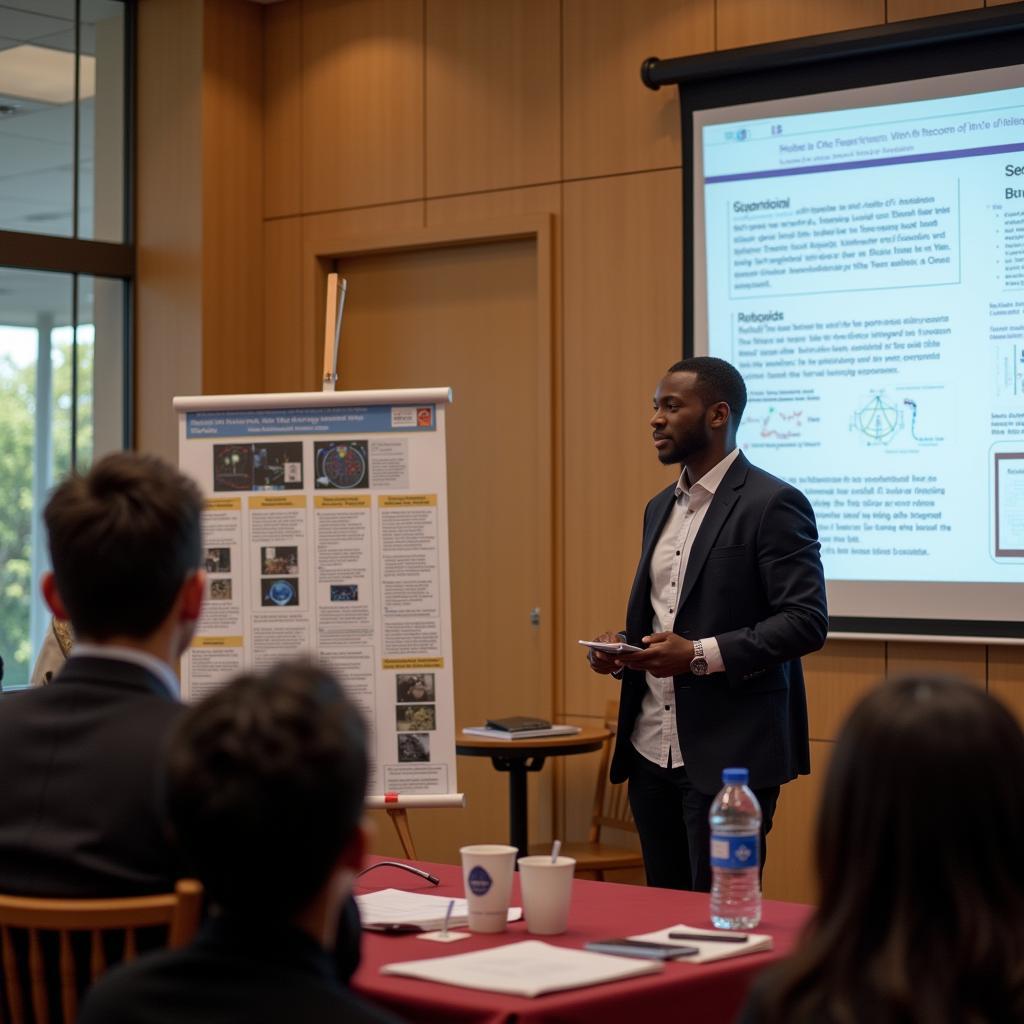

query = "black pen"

[668,931,749,943]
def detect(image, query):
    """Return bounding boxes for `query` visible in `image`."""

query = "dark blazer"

[611,452,828,794]
[78,914,403,1024]
[0,656,184,897]
[0,654,365,987]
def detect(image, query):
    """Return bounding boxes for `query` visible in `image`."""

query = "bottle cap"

[722,767,748,785]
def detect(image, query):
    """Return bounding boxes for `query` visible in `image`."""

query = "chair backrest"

[588,699,636,843]
[0,879,202,1024]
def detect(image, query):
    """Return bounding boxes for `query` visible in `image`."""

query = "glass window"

[0,0,125,240]
[0,1,130,689]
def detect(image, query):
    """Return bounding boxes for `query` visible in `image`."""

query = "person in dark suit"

[79,662,402,1024]
[588,357,828,891]
[0,452,364,1000]
[0,452,205,897]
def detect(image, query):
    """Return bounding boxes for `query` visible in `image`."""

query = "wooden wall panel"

[425,0,560,196]
[426,183,561,227]
[886,641,987,687]
[301,0,424,213]
[984,0,1020,6]
[135,0,203,459]
[299,201,426,392]
[322,232,552,862]
[762,740,830,904]
[716,0,884,49]
[559,712,644,885]
[202,0,265,397]
[562,0,714,180]
[264,0,302,218]
[804,639,885,742]
[264,216,303,392]
[987,647,1024,730]
[562,169,682,720]
[887,0,981,19]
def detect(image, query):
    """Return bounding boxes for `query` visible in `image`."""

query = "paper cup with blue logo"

[459,844,518,933]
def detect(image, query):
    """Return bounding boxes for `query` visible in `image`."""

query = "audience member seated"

[738,676,1024,1024]
[29,616,74,686]
[79,662,403,1024]
[0,452,204,896]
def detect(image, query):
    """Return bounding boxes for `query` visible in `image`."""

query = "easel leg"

[386,807,418,859]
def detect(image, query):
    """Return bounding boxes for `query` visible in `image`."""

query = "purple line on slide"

[705,139,1024,185]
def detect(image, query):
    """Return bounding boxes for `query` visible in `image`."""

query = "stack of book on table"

[462,716,582,741]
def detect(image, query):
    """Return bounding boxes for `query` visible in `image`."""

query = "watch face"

[690,657,710,676]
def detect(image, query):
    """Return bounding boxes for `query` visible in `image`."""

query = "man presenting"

[588,357,827,891]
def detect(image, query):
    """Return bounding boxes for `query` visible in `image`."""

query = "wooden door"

[335,237,553,861]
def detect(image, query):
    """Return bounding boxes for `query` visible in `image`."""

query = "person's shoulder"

[737,458,810,503]
[77,948,184,1024]
[644,480,678,510]
[0,680,53,724]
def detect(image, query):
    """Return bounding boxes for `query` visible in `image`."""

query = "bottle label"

[710,833,760,870]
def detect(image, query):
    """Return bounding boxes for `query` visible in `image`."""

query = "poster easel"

[175,274,465,853]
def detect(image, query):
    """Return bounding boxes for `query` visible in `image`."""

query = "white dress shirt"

[70,642,181,699]
[631,448,739,768]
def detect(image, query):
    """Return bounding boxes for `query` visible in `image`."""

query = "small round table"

[456,727,610,861]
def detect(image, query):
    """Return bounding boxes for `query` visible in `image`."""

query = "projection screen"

[645,6,1024,640]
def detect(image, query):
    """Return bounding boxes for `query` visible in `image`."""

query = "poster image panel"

[176,388,457,801]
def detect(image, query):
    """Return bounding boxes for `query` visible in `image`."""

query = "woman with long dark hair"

[739,676,1024,1024]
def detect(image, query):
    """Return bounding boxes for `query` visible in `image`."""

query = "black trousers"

[627,744,780,892]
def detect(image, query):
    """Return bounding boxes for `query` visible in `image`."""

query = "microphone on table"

[356,861,440,886]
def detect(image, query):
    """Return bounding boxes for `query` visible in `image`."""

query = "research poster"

[175,389,457,798]
[696,71,1024,587]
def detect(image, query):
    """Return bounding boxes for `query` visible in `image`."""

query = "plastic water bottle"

[709,766,762,929]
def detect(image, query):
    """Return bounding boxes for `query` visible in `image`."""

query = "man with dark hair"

[0,452,205,896]
[588,356,828,891]
[79,663,401,1024]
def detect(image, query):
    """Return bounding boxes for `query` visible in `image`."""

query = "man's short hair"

[165,662,368,921]
[666,356,747,426]
[44,452,203,640]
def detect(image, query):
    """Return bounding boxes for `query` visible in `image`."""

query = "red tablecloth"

[352,859,812,1024]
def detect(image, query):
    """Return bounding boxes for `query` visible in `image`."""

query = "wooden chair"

[0,879,202,1024]
[530,700,645,881]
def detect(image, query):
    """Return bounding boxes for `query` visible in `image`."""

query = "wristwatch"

[689,638,710,676]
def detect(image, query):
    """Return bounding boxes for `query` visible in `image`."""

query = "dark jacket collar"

[51,655,177,702]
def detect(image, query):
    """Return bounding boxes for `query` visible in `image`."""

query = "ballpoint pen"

[667,931,749,943]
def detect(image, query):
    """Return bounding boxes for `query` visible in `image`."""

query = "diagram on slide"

[851,393,901,445]
[994,345,1024,400]
[850,391,944,447]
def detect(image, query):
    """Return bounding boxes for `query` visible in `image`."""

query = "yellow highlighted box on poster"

[205,497,241,511]
[191,636,244,648]
[248,494,307,509]
[383,658,444,670]
[315,495,371,509]
[378,495,437,508]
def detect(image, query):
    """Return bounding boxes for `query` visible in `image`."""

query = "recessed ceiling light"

[0,45,96,105]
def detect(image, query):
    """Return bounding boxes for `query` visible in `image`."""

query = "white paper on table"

[356,889,522,932]
[628,924,773,964]
[380,939,663,997]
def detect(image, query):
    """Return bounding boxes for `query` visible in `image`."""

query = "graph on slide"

[902,399,943,444]
[756,407,804,440]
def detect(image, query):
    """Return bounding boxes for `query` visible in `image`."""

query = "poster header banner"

[186,403,437,439]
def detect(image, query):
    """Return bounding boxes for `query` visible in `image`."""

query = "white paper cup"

[516,855,576,935]
[459,844,518,933]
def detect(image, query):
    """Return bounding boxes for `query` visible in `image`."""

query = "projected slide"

[699,79,1024,586]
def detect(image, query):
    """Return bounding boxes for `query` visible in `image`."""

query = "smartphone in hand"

[578,640,644,655]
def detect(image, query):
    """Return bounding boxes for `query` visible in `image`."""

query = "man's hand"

[615,632,695,677]
[586,631,624,675]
